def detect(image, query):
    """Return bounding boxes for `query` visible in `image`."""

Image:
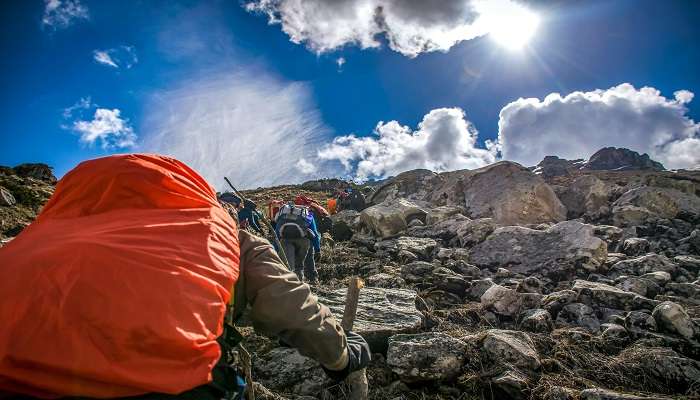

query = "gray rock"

[542,290,578,318]
[330,210,360,241]
[599,323,629,343]
[614,276,660,298]
[665,282,700,299]
[469,221,607,280]
[491,369,529,399]
[456,217,497,247]
[387,333,467,382]
[613,186,700,222]
[609,254,677,280]
[625,311,657,334]
[318,287,423,351]
[480,329,541,372]
[621,238,650,256]
[573,280,641,311]
[466,279,495,301]
[520,293,544,311]
[674,255,700,273]
[558,175,611,220]
[579,388,666,400]
[432,267,470,298]
[517,276,543,294]
[426,206,464,225]
[366,273,406,289]
[556,303,601,333]
[641,271,672,286]
[652,301,697,340]
[0,187,16,207]
[520,309,553,333]
[619,346,700,390]
[360,199,427,239]
[376,236,437,260]
[454,161,566,225]
[400,261,434,283]
[254,348,332,396]
[481,284,521,316]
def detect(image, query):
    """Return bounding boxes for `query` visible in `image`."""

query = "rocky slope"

[1,147,700,400]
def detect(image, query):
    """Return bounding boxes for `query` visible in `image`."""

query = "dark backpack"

[276,204,309,239]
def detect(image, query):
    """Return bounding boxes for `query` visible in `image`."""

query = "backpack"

[276,203,310,239]
[0,154,240,398]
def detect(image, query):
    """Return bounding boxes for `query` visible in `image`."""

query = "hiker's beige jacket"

[232,230,349,371]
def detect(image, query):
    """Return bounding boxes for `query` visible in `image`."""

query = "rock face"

[317,287,423,351]
[330,209,360,241]
[443,162,567,225]
[360,198,427,239]
[469,221,607,279]
[557,175,611,220]
[583,147,665,171]
[387,333,467,382]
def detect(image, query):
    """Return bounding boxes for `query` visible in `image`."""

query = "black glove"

[323,330,371,381]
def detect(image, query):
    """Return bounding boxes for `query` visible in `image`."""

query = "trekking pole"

[341,277,369,400]
[223,177,290,270]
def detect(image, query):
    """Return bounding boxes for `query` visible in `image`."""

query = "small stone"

[580,388,662,400]
[466,279,495,301]
[481,284,521,316]
[640,271,671,286]
[621,237,650,256]
[517,276,542,294]
[520,309,553,333]
[652,301,697,340]
[556,303,601,333]
[480,329,541,372]
[624,311,657,335]
[542,290,577,319]
[0,187,16,207]
[491,369,529,399]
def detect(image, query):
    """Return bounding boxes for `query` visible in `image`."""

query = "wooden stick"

[341,277,369,400]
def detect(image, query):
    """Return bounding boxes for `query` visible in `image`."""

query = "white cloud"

[62,96,92,119]
[296,158,317,174]
[245,0,537,57]
[72,108,137,149]
[336,57,346,70]
[42,0,88,29]
[498,83,700,169]
[93,46,138,69]
[140,71,330,190]
[318,107,497,180]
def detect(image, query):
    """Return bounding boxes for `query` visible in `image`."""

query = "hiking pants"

[281,237,317,282]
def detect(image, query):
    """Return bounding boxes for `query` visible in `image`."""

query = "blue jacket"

[238,207,262,234]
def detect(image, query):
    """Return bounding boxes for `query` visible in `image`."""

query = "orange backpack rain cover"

[0,154,240,398]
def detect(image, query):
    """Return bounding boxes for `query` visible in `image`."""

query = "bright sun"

[488,10,540,50]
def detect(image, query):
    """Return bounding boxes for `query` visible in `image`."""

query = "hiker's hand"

[323,331,371,381]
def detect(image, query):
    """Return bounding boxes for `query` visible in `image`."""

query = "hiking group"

[0,154,371,399]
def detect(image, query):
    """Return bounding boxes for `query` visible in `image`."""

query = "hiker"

[219,193,263,235]
[274,202,321,283]
[238,199,263,235]
[0,154,370,399]
[294,194,333,234]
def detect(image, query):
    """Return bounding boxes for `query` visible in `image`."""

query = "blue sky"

[2,0,700,188]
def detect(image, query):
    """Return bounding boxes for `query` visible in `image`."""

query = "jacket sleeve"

[235,230,348,370]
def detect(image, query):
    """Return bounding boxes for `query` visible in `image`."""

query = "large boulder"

[330,210,360,241]
[387,333,467,382]
[317,287,423,351]
[608,254,677,279]
[469,221,607,280]
[557,175,611,220]
[360,199,427,239]
[612,186,700,226]
[439,162,567,225]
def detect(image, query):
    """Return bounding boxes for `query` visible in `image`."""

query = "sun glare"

[488,9,540,50]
